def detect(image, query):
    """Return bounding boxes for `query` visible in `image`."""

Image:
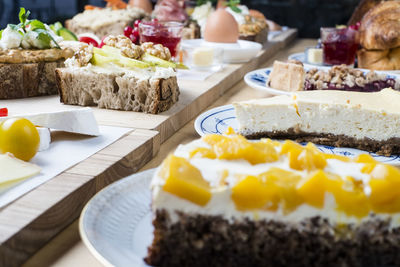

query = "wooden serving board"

[2,29,297,144]
[0,129,160,267]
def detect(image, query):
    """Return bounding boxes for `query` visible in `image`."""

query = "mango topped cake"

[146,132,400,267]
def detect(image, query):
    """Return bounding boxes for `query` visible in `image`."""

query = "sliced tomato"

[79,36,99,47]
[0,108,8,117]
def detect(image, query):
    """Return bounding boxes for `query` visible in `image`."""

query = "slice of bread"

[0,61,64,99]
[65,8,147,38]
[55,68,179,114]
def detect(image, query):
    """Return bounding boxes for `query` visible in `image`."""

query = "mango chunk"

[189,147,216,159]
[282,141,327,171]
[323,173,370,217]
[225,126,235,135]
[203,134,278,165]
[280,140,303,155]
[260,168,303,213]
[297,170,327,208]
[161,155,211,206]
[323,154,351,162]
[232,175,278,211]
[354,154,377,164]
[202,134,227,146]
[368,164,400,212]
[334,186,369,218]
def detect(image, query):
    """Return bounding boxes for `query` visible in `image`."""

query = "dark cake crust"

[241,128,400,156]
[145,210,400,267]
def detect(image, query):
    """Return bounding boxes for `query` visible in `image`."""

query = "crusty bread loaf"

[55,68,179,114]
[357,47,400,70]
[359,1,400,50]
[0,61,63,99]
[65,8,147,38]
[347,0,382,26]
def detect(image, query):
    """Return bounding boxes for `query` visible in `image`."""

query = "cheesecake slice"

[233,88,400,155]
[146,132,400,266]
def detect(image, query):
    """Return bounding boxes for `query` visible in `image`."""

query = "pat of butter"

[0,153,41,184]
[37,127,51,151]
[307,48,323,64]
[193,47,214,67]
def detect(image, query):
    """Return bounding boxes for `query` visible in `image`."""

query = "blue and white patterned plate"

[194,105,400,164]
[244,66,330,94]
[244,66,400,94]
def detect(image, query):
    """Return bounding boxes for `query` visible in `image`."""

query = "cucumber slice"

[94,46,151,69]
[175,62,189,70]
[90,53,115,67]
[118,56,151,69]
[50,22,63,34]
[142,53,176,68]
[101,45,123,56]
[57,28,78,41]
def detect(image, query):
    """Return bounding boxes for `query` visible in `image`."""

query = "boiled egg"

[204,8,239,43]
[128,0,153,14]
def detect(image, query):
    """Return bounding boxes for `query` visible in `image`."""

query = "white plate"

[79,169,155,267]
[289,52,400,74]
[181,39,262,63]
[244,66,400,95]
[194,105,400,164]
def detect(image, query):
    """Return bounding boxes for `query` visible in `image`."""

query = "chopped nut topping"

[68,43,93,67]
[305,64,400,91]
[103,35,143,59]
[141,42,171,61]
[240,15,268,35]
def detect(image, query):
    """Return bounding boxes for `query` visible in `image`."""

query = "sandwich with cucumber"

[56,35,185,114]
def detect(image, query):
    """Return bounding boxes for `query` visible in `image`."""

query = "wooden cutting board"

[2,29,297,144]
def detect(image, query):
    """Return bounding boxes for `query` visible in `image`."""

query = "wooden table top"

[22,38,317,267]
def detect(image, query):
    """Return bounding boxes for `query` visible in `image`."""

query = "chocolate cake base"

[145,210,400,267]
[241,128,400,156]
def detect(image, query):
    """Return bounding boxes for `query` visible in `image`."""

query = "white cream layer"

[151,139,400,227]
[233,88,400,142]
[67,63,176,81]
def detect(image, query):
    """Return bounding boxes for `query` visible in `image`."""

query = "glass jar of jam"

[320,27,358,66]
[139,21,183,58]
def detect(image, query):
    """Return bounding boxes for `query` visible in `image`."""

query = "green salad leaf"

[196,0,216,6]
[28,19,46,31]
[33,28,60,49]
[19,7,30,26]
[226,0,242,13]
[0,29,3,40]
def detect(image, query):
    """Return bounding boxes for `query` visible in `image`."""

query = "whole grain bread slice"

[0,61,64,99]
[55,68,179,114]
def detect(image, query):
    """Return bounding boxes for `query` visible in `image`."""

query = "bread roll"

[357,47,400,70]
[359,1,400,50]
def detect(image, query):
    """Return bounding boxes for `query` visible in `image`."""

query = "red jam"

[139,21,182,57]
[321,27,358,66]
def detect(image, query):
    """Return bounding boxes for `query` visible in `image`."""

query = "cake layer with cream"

[233,88,400,155]
[146,133,400,266]
[151,132,400,225]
